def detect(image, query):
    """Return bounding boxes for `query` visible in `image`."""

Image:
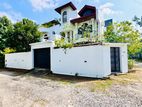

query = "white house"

[40,2,104,42]
[5,2,128,78]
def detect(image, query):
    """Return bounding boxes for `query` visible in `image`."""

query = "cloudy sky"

[0,0,141,24]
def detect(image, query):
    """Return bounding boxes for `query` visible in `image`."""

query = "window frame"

[62,11,67,23]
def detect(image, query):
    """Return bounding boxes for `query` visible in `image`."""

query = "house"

[5,2,128,78]
[40,2,104,42]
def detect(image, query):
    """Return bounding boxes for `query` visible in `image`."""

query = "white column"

[91,18,95,39]
[65,32,68,42]
[75,23,78,40]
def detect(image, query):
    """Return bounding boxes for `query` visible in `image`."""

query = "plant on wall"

[60,32,65,39]
[55,39,73,54]
[55,39,73,49]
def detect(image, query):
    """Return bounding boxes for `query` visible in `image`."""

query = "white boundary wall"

[5,52,33,70]
[105,43,128,74]
[30,41,54,69]
[51,45,111,78]
[51,44,128,78]
[5,42,128,78]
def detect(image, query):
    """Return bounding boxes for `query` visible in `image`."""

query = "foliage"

[0,16,42,68]
[60,32,65,39]
[55,39,64,48]
[104,21,142,55]
[128,59,135,69]
[62,43,73,49]
[3,48,16,54]
[55,39,73,49]
[133,16,142,27]
[0,16,13,50]
[78,23,92,38]
[6,18,42,52]
[83,32,91,39]
[42,19,60,28]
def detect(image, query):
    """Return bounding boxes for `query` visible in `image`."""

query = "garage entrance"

[110,47,121,72]
[34,48,50,70]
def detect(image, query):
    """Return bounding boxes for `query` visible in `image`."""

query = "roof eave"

[55,2,77,14]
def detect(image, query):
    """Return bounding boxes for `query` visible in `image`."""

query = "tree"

[133,16,142,27]
[104,21,142,55]
[6,18,42,52]
[0,16,13,50]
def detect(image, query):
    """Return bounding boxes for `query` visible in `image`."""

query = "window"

[62,11,67,23]
[52,31,56,35]
[82,10,94,16]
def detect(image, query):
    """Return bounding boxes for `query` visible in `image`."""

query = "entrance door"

[34,48,50,69]
[110,47,121,72]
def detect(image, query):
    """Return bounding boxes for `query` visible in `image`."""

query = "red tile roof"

[55,2,77,14]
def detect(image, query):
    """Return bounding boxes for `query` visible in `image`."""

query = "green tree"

[0,16,13,50]
[104,21,142,55]
[6,18,42,52]
[133,16,142,27]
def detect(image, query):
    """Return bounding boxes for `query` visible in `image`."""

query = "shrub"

[62,43,73,49]
[55,39,64,48]
[55,39,73,49]
[128,59,135,69]
[3,48,16,54]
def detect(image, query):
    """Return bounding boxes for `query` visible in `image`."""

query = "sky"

[0,0,141,24]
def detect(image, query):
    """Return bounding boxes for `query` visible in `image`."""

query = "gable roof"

[55,2,77,14]
[78,5,96,17]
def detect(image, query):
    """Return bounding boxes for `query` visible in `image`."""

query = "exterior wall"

[39,26,61,42]
[120,46,128,73]
[51,46,111,78]
[30,41,54,50]
[104,43,128,73]
[5,41,128,78]
[30,41,54,69]
[46,25,61,41]
[60,7,78,25]
[5,52,33,70]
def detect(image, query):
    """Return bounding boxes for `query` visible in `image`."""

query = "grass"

[89,80,113,92]
[16,66,142,92]
[75,67,142,92]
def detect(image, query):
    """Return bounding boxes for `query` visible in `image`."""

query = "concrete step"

[30,68,52,76]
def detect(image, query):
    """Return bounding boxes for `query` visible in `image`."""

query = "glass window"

[62,11,67,23]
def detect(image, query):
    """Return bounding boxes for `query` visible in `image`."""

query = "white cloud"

[99,2,123,19]
[0,11,23,23]
[29,0,58,12]
[99,3,115,15]
[0,3,23,23]
[75,0,100,3]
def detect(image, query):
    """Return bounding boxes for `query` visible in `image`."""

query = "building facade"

[41,2,104,42]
